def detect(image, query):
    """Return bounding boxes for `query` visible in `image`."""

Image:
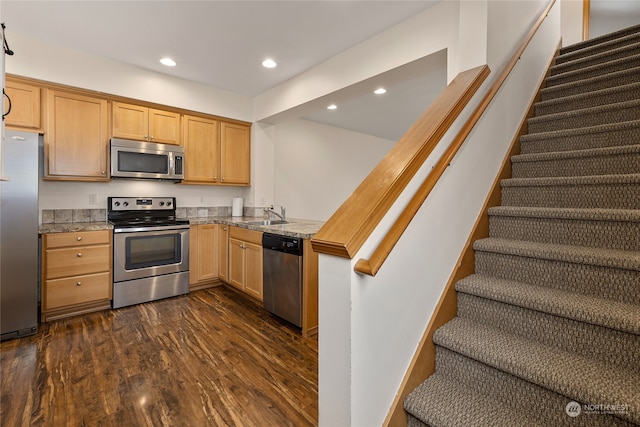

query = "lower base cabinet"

[228,226,263,301]
[42,230,112,322]
[189,224,220,290]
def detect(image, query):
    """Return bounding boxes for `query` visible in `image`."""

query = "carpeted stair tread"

[456,274,640,335]
[559,23,640,55]
[404,372,543,427]
[432,318,640,424]
[551,41,640,76]
[487,206,640,250]
[527,99,640,133]
[541,65,640,101]
[544,53,640,87]
[520,119,640,154]
[534,81,640,116]
[510,144,640,178]
[500,173,640,209]
[473,238,640,272]
[557,30,640,64]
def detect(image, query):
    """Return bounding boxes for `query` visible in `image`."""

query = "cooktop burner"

[107,197,188,229]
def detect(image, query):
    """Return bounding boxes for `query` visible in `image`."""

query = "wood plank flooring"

[0,285,318,426]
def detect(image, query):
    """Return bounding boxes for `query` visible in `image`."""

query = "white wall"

[317,1,561,425]
[590,0,640,38]
[561,0,585,46]
[272,119,394,221]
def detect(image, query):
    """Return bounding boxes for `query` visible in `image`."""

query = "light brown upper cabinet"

[112,101,181,145]
[182,115,219,184]
[44,89,109,181]
[182,116,250,186]
[220,121,250,185]
[4,78,42,132]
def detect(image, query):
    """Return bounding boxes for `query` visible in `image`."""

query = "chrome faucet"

[264,205,286,222]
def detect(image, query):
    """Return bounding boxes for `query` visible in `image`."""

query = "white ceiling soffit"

[1,0,441,97]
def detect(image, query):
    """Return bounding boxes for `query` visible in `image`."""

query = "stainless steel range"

[108,197,190,309]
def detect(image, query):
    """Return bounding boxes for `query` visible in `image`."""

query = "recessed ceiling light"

[262,58,277,68]
[160,57,176,67]
[327,104,337,110]
[374,87,387,95]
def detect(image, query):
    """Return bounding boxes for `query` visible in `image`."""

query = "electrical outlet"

[89,194,98,205]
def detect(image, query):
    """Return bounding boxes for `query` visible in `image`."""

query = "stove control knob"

[123,201,129,207]
[114,201,121,207]
[159,201,165,206]
[166,201,172,206]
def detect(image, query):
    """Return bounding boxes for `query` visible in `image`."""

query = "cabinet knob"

[77,236,82,241]
[76,281,82,286]
[77,253,82,257]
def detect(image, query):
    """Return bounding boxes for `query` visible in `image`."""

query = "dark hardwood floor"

[0,285,318,426]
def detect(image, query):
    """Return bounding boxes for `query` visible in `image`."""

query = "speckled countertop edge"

[39,217,324,240]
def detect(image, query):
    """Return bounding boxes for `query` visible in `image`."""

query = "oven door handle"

[114,224,190,233]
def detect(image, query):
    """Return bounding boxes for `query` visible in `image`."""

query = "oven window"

[118,151,168,174]
[125,234,181,269]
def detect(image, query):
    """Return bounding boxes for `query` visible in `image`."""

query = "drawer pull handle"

[77,253,82,257]
[76,281,82,286]
[77,236,82,241]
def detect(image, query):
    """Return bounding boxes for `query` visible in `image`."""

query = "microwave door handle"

[169,153,175,177]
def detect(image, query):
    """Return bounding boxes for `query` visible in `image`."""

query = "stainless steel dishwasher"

[262,233,303,327]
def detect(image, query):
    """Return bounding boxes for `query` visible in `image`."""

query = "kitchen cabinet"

[219,224,229,282]
[181,116,251,186]
[228,226,263,301]
[182,115,219,184]
[4,78,42,131]
[42,230,112,322]
[219,121,251,185]
[189,224,220,291]
[112,101,181,145]
[44,89,109,181]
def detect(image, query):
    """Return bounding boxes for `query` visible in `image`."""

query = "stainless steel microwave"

[110,138,184,180]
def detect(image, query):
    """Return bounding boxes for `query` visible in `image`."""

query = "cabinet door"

[220,121,250,185]
[219,225,229,282]
[112,102,148,141]
[189,225,199,285]
[149,108,181,144]
[4,79,41,131]
[183,115,219,183]
[243,241,263,301]
[45,89,109,180]
[228,237,245,291]
[197,224,219,282]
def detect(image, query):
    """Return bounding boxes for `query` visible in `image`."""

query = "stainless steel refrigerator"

[1,130,39,341]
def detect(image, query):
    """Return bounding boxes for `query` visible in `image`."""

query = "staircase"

[403,25,640,426]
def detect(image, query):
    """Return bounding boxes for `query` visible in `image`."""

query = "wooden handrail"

[355,0,557,276]
[310,65,490,259]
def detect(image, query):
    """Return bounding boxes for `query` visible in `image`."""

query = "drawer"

[229,226,263,245]
[45,230,111,249]
[45,244,111,279]
[45,272,111,310]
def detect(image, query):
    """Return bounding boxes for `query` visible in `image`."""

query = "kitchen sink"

[246,220,289,226]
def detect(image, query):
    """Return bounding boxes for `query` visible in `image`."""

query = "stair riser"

[511,152,640,178]
[528,104,640,134]
[557,33,640,64]
[501,182,640,209]
[474,251,640,304]
[457,294,638,370]
[541,69,640,101]
[520,124,640,154]
[535,85,640,116]
[545,56,640,87]
[552,45,640,77]
[433,347,632,427]
[560,25,640,55]
[489,215,640,251]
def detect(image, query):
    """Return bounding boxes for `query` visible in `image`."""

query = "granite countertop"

[39,217,324,240]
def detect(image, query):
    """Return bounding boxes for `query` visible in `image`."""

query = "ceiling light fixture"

[160,57,177,67]
[327,104,337,110]
[262,58,277,68]
[374,87,387,95]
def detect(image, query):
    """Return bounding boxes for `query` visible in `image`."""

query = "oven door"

[113,227,189,283]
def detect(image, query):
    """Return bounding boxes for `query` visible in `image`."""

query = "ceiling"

[3,0,445,140]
